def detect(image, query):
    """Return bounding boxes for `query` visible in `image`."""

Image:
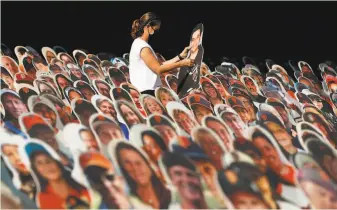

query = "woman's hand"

[179,58,194,67]
[179,46,191,59]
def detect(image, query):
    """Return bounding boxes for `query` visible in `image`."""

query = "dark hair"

[115,142,171,208]
[30,151,85,192]
[131,12,161,39]
[234,139,262,157]
[190,23,204,40]
[27,124,53,137]
[141,130,167,151]
[162,151,196,172]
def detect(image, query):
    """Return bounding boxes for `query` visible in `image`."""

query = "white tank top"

[129,38,162,92]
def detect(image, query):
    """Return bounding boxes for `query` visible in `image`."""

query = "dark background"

[2,1,337,74]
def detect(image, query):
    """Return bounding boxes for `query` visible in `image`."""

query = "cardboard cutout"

[54,73,73,99]
[82,64,104,83]
[57,52,75,65]
[83,58,104,77]
[165,74,178,93]
[89,113,125,147]
[159,151,224,209]
[147,113,179,148]
[192,126,228,170]
[118,65,130,82]
[14,46,28,63]
[108,67,127,87]
[166,101,198,136]
[115,100,145,130]
[53,46,67,54]
[63,123,101,153]
[78,151,132,209]
[64,86,83,105]
[65,63,89,83]
[200,76,223,106]
[1,66,15,90]
[129,124,167,164]
[244,126,310,208]
[73,50,87,68]
[27,95,64,130]
[220,109,247,139]
[92,79,112,99]
[177,23,204,99]
[19,140,91,209]
[140,94,169,118]
[202,115,234,152]
[155,87,180,108]
[34,79,59,97]
[1,56,20,76]
[108,140,171,209]
[74,80,97,101]
[100,60,113,76]
[304,138,337,183]
[187,93,213,124]
[16,84,38,105]
[71,98,98,128]
[41,47,57,64]
[0,135,37,200]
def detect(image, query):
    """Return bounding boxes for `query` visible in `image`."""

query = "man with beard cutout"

[161,152,208,209]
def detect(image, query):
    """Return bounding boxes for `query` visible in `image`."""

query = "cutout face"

[66,63,88,83]
[35,80,58,96]
[32,57,49,72]
[220,111,246,139]
[130,125,167,164]
[54,74,73,98]
[203,116,234,152]
[192,127,227,170]
[177,23,204,98]
[0,139,36,200]
[160,151,209,209]
[23,141,91,209]
[90,115,125,145]
[115,100,145,129]
[1,56,19,76]
[64,87,83,104]
[109,67,127,87]
[141,94,167,117]
[0,90,28,121]
[58,52,75,64]
[110,141,171,209]
[91,95,118,121]
[167,102,198,136]
[200,77,223,106]
[93,79,111,99]
[297,164,337,209]
[147,114,179,147]
[20,113,59,150]
[1,66,15,90]
[188,93,213,124]
[155,87,179,108]
[111,87,133,102]
[83,65,104,82]
[42,47,57,64]
[79,152,130,209]
[165,74,178,93]
[72,98,98,127]
[74,80,96,101]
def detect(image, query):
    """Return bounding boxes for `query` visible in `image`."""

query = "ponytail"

[131,19,141,39]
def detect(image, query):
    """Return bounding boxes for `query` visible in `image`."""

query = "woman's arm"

[141,47,193,75]
[162,46,191,65]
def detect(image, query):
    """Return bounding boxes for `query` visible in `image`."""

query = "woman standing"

[129,12,194,95]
